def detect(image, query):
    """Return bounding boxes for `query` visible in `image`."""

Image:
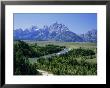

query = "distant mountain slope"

[14,22,97,42]
[80,29,97,42]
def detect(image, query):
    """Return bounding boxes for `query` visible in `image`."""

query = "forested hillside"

[14,40,97,75]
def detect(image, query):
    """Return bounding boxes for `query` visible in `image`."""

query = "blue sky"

[14,13,97,34]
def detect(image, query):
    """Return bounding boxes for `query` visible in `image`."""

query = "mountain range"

[14,22,97,42]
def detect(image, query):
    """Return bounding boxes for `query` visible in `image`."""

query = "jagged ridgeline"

[14,22,97,42]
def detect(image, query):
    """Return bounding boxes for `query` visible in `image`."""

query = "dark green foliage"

[14,40,96,75]
[68,48,95,57]
[36,48,97,75]
[30,43,65,57]
[14,40,37,58]
[14,40,65,75]
[36,57,97,75]
[45,44,65,54]
[14,40,41,75]
[14,56,40,75]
